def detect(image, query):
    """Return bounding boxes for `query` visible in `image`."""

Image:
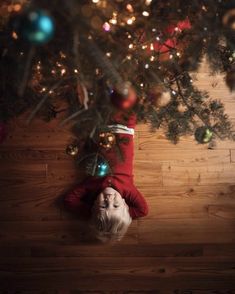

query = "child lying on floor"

[63,87,149,243]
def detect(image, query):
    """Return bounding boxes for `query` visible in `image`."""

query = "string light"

[109,18,117,25]
[12,31,18,39]
[103,22,111,31]
[127,17,136,25]
[142,11,150,17]
[109,12,117,25]
[126,4,134,13]
[145,0,152,5]
[61,69,66,76]
[129,43,134,49]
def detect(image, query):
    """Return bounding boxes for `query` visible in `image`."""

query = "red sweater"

[63,111,149,220]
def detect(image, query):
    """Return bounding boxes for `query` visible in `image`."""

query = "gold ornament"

[66,144,79,156]
[99,132,116,150]
[149,85,172,108]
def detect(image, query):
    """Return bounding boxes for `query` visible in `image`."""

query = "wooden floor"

[1,61,235,293]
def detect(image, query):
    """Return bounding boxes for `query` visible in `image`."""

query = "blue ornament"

[97,162,109,177]
[85,154,110,177]
[17,9,55,45]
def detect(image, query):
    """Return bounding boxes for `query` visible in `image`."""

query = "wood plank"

[135,149,231,163]
[231,149,235,163]
[136,184,235,198]
[0,257,235,291]
[46,161,85,183]
[1,124,72,149]
[136,185,235,219]
[134,160,162,186]
[29,243,235,258]
[138,218,235,244]
[162,161,235,186]
[0,149,59,162]
[0,220,138,245]
[1,243,235,258]
[0,183,63,221]
[0,163,47,180]
[144,199,235,220]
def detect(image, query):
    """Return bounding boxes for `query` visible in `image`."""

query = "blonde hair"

[89,203,132,244]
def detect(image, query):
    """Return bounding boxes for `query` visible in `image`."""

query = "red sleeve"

[63,180,92,219]
[124,186,149,219]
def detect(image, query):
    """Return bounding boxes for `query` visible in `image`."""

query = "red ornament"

[0,123,7,144]
[111,83,137,110]
[145,18,191,56]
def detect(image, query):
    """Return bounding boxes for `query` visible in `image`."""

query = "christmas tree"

[1,0,235,162]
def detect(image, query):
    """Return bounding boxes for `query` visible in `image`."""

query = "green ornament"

[195,126,213,144]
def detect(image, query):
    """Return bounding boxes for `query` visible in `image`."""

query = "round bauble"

[66,144,79,156]
[99,132,116,150]
[195,126,213,144]
[111,82,137,110]
[85,154,111,177]
[14,9,55,45]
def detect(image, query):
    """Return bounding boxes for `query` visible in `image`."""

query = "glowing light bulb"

[103,22,111,31]
[145,0,152,5]
[142,11,149,16]
[126,4,134,12]
[109,18,117,25]
[127,18,133,25]
[61,68,66,75]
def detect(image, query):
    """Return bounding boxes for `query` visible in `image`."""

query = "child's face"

[93,187,126,214]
